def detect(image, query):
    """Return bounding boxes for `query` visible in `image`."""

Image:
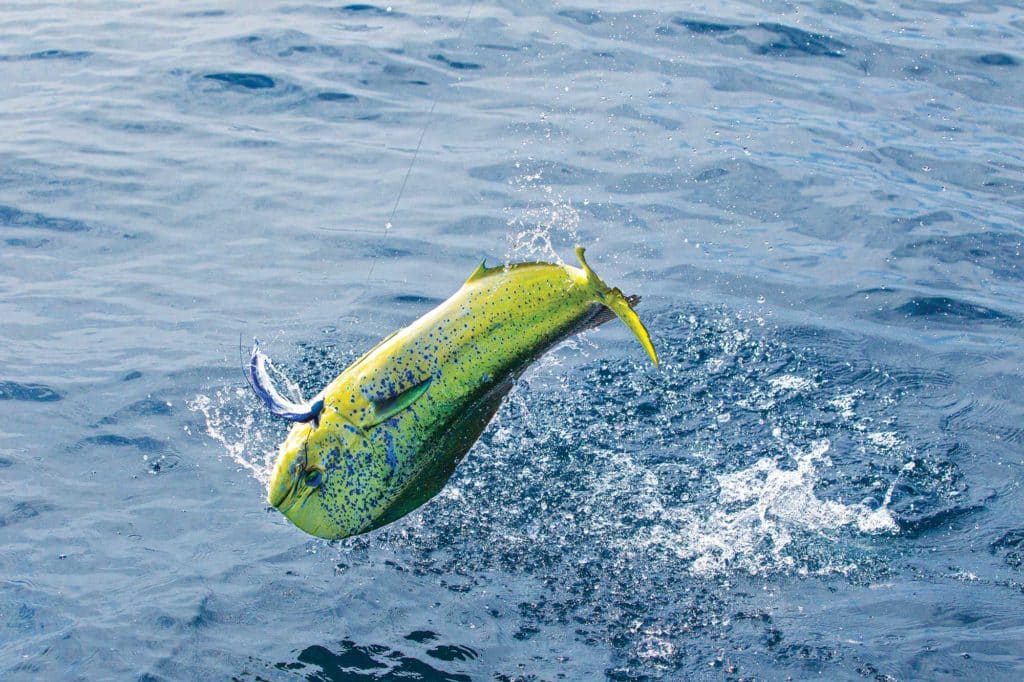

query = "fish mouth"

[267,441,310,508]
[273,484,315,517]
[268,463,305,509]
[273,491,297,514]
[268,482,290,508]
[268,467,299,508]
[273,489,336,539]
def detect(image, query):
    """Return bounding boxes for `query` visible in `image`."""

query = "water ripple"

[0,205,91,233]
[0,381,62,402]
[203,72,276,89]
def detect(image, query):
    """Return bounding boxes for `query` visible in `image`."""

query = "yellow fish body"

[249,247,658,539]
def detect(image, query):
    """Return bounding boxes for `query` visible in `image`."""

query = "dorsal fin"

[464,259,492,285]
[464,257,563,286]
[367,376,432,426]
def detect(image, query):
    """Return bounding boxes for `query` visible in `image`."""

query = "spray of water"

[187,387,279,486]
[503,170,582,264]
[188,193,917,585]
[183,193,966,677]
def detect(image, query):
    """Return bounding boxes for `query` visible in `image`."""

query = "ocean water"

[2,1,1023,679]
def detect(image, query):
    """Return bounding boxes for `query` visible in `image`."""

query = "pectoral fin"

[368,376,432,426]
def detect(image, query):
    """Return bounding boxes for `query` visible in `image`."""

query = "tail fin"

[575,246,660,368]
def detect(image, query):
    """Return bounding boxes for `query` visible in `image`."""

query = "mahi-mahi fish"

[248,247,658,539]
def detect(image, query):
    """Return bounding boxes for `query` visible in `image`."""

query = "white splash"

[857,460,912,534]
[503,170,582,264]
[828,391,860,420]
[631,440,898,576]
[767,374,817,393]
[187,387,278,486]
[867,431,901,449]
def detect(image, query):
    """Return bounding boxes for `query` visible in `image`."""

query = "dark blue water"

[2,2,1023,679]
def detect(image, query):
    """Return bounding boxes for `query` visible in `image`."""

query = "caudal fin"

[575,246,660,368]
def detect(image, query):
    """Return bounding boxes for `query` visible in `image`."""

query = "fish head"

[266,407,379,540]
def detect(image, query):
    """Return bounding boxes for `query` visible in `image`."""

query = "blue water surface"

[2,1,1023,679]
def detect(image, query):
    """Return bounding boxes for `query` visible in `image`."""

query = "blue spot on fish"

[383,431,397,472]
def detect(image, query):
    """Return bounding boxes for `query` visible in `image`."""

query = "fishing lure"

[250,247,658,539]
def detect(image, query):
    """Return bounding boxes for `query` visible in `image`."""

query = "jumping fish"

[249,247,658,539]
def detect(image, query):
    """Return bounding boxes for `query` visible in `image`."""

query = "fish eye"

[304,469,324,489]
